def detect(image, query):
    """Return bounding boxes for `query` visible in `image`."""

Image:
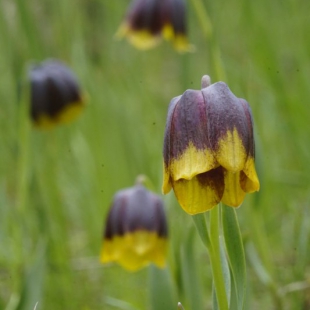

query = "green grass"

[1,0,310,309]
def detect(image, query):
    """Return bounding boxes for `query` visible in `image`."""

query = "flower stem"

[209,206,229,310]
[16,77,31,215]
[190,0,227,82]
[193,210,229,310]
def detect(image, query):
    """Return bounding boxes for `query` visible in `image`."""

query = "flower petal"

[116,23,162,50]
[161,0,194,52]
[238,98,260,192]
[172,167,224,214]
[202,82,250,172]
[241,157,260,192]
[163,96,181,194]
[116,0,164,50]
[162,162,172,194]
[170,142,218,181]
[163,90,217,182]
[100,231,167,271]
[221,170,246,207]
[30,60,84,128]
[216,128,247,172]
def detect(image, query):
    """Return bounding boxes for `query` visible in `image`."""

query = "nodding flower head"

[29,59,85,129]
[116,0,194,52]
[163,75,260,215]
[101,181,168,271]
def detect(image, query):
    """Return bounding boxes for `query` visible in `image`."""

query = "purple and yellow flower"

[116,0,193,52]
[100,182,168,271]
[29,60,85,129]
[163,75,260,215]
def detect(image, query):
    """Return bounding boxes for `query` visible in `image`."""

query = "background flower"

[116,0,193,52]
[101,182,168,271]
[29,59,85,129]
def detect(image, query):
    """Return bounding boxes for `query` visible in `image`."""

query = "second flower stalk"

[100,75,259,309]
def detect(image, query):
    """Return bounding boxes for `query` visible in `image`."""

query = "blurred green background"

[0,0,310,309]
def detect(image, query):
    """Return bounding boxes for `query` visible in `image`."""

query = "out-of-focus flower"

[116,0,193,52]
[29,60,85,129]
[163,75,260,215]
[100,180,168,271]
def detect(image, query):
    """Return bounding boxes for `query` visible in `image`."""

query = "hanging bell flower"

[115,0,193,52]
[29,59,85,129]
[100,178,168,271]
[162,75,260,215]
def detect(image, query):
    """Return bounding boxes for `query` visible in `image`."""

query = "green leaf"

[192,213,211,248]
[180,227,204,310]
[104,297,140,310]
[15,240,47,310]
[148,265,177,310]
[212,235,231,310]
[245,242,283,309]
[222,206,246,310]
[246,242,272,286]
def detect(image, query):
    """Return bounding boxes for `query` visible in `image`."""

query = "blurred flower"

[29,59,85,129]
[163,75,260,215]
[101,180,168,271]
[116,0,193,52]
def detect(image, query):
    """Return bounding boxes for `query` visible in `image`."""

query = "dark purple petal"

[164,90,211,163]
[104,185,167,238]
[30,60,81,121]
[163,95,181,167]
[127,0,164,34]
[162,0,187,35]
[202,82,250,155]
[239,98,255,158]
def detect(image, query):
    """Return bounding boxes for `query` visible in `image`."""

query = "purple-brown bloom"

[163,75,260,215]
[101,181,168,271]
[29,59,85,129]
[116,0,193,52]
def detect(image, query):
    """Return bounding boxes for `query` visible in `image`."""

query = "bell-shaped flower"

[163,75,260,215]
[115,0,193,52]
[101,181,168,271]
[29,59,85,129]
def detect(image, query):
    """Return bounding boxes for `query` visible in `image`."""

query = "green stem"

[193,210,229,310]
[190,0,213,39]
[16,79,31,215]
[190,0,227,82]
[192,213,211,249]
[11,68,32,297]
[209,206,229,310]
[15,73,32,264]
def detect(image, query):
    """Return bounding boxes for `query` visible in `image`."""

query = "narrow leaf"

[15,240,47,310]
[180,227,204,310]
[212,236,231,310]
[222,206,246,310]
[104,297,140,310]
[192,213,211,248]
[148,265,176,310]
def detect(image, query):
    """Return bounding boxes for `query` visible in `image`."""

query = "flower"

[100,181,168,271]
[115,0,193,52]
[29,59,85,129]
[163,75,260,215]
